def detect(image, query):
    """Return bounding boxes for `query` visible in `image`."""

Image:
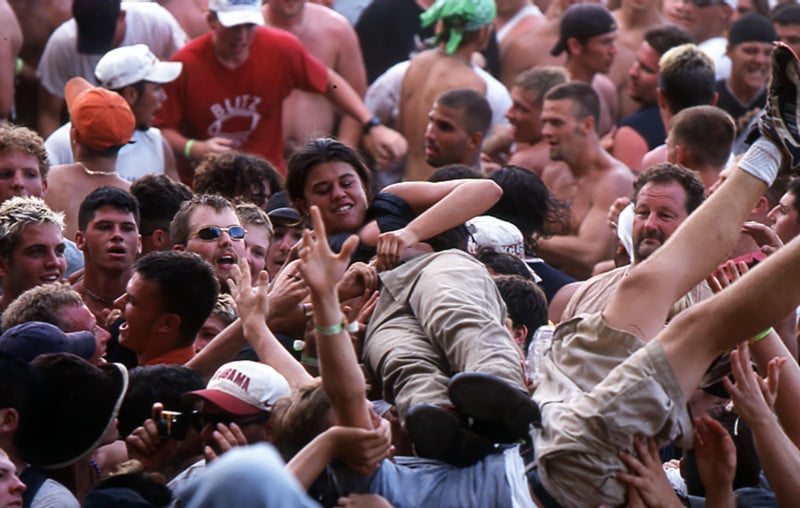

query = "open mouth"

[217,254,237,268]
[333,204,353,214]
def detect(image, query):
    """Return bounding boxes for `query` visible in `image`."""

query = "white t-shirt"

[699,36,731,81]
[46,123,167,182]
[37,2,187,97]
[32,479,79,508]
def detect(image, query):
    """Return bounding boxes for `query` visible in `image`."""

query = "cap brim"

[216,10,265,27]
[183,389,265,416]
[550,40,566,56]
[64,77,93,110]
[267,207,302,223]
[65,330,98,360]
[144,61,183,84]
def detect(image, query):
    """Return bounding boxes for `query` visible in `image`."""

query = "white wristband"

[738,138,782,185]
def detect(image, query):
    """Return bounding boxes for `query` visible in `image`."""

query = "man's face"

[575,31,618,74]
[505,87,543,144]
[424,102,474,167]
[116,272,166,354]
[675,0,731,43]
[244,223,270,282]
[265,221,302,280]
[728,41,772,93]
[776,23,800,58]
[269,0,306,18]
[632,180,690,262]
[76,205,140,273]
[210,19,258,62]
[193,314,227,354]
[768,191,800,244]
[540,98,585,162]
[182,205,246,283]
[130,82,167,130]
[0,452,25,507]
[199,400,270,452]
[629,41,661,105]
[58,302,112,365]
[0,149,46,203]
[0,222,66,299]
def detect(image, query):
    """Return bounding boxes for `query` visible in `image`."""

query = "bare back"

[45,165,131,241]
[398,49,486,181]
[267,3,367,159]
[500,19,564,88]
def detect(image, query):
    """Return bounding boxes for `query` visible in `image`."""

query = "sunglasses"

[687,0,727,7]
[191,225,247,241]
[199,411,270,428]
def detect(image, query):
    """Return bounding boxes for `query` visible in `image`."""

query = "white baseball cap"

[466,216,525,259]
[95,44,182,90]
[208,0,265,27]
[183,361,290,416]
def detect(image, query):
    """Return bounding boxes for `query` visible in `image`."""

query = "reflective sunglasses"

[687,0,728,7]
[190,225,247,241]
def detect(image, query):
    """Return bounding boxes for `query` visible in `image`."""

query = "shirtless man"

[537,82,634,280]
[549,2,620,135]
[263,0,367,159]
[500,0,569,88]
[503,66,568,175]
[398,0,495,182]
[495,0,543,86]
[610,0,666,120]
[44,78,135,240]
[159,0,210,39]
[7,0,71,128]
[0,1,22,122]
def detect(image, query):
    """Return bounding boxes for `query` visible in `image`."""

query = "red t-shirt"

[156,27,329,174]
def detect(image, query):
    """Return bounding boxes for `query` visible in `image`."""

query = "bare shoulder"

[306,2,352,33]
[592,74,617,98]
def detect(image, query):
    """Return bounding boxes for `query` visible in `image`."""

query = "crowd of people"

[2,0,800,506]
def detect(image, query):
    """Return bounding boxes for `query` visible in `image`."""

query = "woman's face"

[298,160,368,235]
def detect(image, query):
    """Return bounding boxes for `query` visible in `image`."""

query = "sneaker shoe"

[757,41,800,172]
[448,372,541,443]
[404,403,495,467]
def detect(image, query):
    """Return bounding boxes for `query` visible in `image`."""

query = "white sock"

[738,138,783,185]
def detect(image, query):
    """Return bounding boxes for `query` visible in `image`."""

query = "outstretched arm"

[297,206,373,429]
[724,344,800,507]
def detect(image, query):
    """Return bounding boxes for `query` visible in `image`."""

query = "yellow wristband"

[183,139,195,159]
[749,327,773,345]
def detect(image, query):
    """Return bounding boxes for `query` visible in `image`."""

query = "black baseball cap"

[551,3,617,56]
[73,0,122,55]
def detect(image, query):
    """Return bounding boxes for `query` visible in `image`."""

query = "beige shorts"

[536,336,692,508]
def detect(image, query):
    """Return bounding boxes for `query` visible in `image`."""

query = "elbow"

[483,180,503,207]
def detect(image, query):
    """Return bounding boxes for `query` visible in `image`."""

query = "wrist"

[362,116,381,136]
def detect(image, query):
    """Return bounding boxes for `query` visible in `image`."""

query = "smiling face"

[181,205,246,284]
[632,181,690,262]
[297,161,368,236]
[76,205,140,273]
[728,41,772,93]
[243,223,270,281]
[115,272,166,356]
[0,222,66,300]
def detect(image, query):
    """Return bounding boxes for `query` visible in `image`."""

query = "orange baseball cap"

[64,77,135,152]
